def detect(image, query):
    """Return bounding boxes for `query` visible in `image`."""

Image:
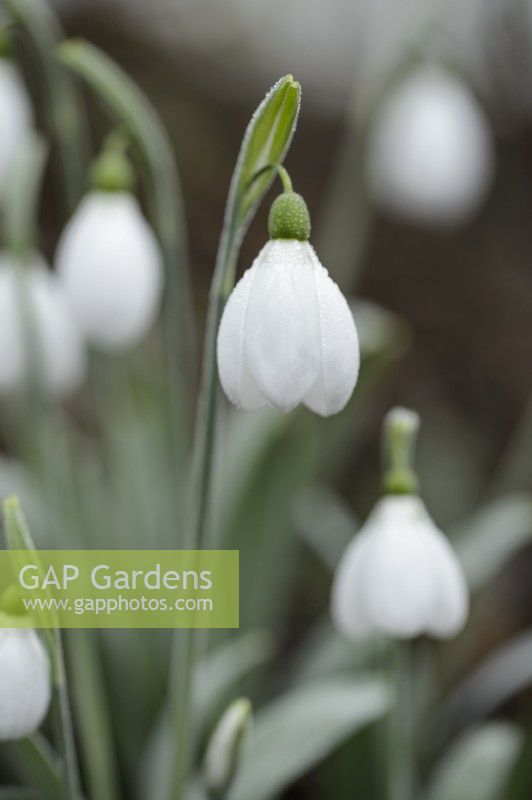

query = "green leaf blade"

[425,723,523,800]
[229,677,393,800]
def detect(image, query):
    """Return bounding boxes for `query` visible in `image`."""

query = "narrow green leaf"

[294,485,358,571]
[3,0,88,210]
[228,678,393,800]
[453,494,532,592]
[444,630,532,728]
[194,630,274,724]
[425,723,523,800]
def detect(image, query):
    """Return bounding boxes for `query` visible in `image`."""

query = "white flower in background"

[331,495,469,640]
[0,627,51,740]
[55,191,164,352]
[0,58,33,206]
[217,183,359,416]
[0,253,86,398]
[365,65,494,226]
[331,407,469,640]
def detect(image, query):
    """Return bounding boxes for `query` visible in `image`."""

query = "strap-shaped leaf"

[444,630,532,728]
[228,677,392,800]
[425,723,523,800]
[453,493,532,592]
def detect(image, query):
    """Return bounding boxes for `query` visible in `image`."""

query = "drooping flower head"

[55,135,164,352]
[366,64,494,227]
[0,593,51,740]
[0,252,86,398]
[217,167,359,416]
[331,408,469,640]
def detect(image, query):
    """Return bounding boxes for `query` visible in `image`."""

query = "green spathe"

[268,192,311,241]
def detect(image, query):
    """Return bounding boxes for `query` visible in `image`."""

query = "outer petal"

[0,629,51,740]
[244,240,321,413]
[303,247,359,416]
[330,529,375,639]
[423,524,469,638]
[216,260,266,410]
[55,192,163,351]
[30,265,86,398]
[361,507,437,638]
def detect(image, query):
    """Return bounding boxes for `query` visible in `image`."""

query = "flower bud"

[366,65,494,226]
[204,698,252,797]
[0,57,33,207]
[0,253,86,398]
[55,191,164,351]
[0,623,51,740]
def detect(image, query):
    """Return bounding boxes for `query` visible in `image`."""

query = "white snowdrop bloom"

[331,494,469,640]
[0,253,86,398]
[55,191,164,352]
[0,59,33,206]
[217,183,359,416]
[366,65,494,226]
[0,627,51,740]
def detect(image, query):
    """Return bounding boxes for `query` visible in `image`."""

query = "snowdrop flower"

[0,253,86,398]
[331,408,469,640]
[366,65,494,226]
[217,169,359,415]
[55,142,163,352]
[0,626,51,740]
[0,56,33,207]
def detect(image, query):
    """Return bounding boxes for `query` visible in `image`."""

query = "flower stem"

[386,642,416,800]
[382,406,420,495]
[51,632,83,800]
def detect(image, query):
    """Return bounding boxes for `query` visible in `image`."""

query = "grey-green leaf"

[444,630,532,728]
[425,723,523,800]
[228,677,393,800]
[453,493,532,592]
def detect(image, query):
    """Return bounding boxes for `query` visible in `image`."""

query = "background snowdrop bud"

[0,253,86,398]
[0,54,33,207]
[331,407,469,641]
[0,599,51,740]
[217,169,360,416]
[204,697,252,797]
[55,137,163,352]
[365,65,494,227]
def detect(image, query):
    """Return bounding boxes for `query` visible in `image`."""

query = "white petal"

[55,192,164,351]
[303,248,359,416]
[30,265,86,398]
[330,529,375,639]
[0,62,33,205]
[423,524,469,638]
[244,240,321,413]
[360,501,437,638]
[0,628,51,740]
[216,262,266,410]
[0,254,86,398]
